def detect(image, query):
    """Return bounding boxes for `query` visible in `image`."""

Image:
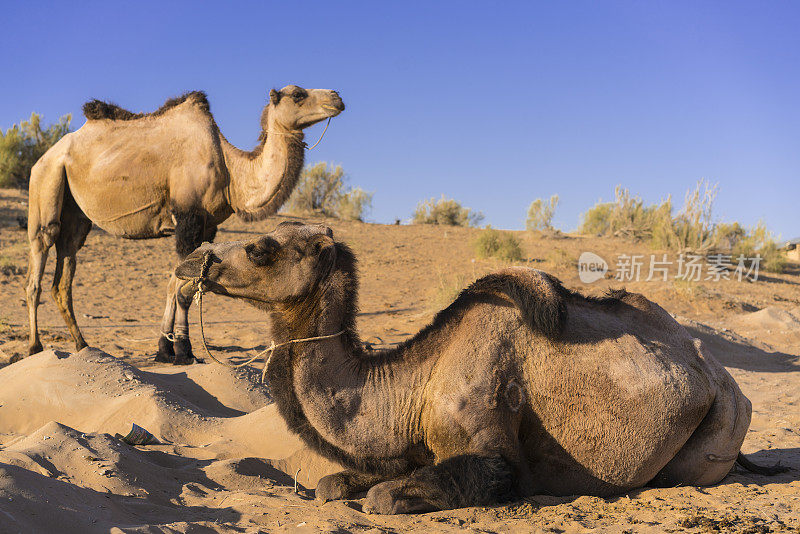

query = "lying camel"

[176,222,784,514]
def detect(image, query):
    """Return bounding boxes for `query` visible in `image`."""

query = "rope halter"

[189,251,343,383]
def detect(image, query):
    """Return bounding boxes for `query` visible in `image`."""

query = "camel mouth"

[322,103,345,116]
[175,253,213,282]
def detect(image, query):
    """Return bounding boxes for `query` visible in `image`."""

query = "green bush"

[472,227,524,262]
[526,195,559,231]
[1,113,71,187]
[283,162,372,221]
[412,196,484,227]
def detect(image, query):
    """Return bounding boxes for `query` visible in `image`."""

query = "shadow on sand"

[684,323,800,373]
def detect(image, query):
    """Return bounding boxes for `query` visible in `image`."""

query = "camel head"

[265,85,345,132]
[175,222,337,304]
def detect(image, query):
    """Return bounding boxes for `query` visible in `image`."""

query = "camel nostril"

[329,92,344,111]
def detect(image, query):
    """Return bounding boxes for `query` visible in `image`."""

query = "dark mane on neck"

[322,242,363,351]
[265,241,409,476]
[82,91,211,121]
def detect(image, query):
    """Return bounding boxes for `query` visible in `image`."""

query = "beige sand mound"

[734,306,800,331]
[0,343,797,532]
[0,348,347,532]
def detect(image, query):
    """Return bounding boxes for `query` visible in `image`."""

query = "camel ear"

[309,234,334,257]
[269,89,281,105]
[246,237,279,266]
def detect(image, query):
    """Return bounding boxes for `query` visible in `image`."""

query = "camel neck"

[220,116,305,220]
[263,256,431,476]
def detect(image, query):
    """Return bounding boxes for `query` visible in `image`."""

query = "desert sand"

[1,187,798,533]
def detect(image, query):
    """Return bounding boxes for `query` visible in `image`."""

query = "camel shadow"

[512,447,800,514]
[142,369,251,417]
[753,273,800,286]
[684,324,800,373]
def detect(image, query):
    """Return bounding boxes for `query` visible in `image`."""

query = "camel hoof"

[172,336,194,365]
[28,342,44,356]
[154,336,175,363]
[315,474,350,503]
[363,480,436,515]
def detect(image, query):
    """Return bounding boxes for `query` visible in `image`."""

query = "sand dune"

[0,338,797,533]
[1,190,798,532]
[0,348,347,533]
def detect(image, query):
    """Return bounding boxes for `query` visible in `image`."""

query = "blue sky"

[2,1,799,236]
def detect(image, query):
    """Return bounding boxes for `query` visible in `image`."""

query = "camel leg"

[316,470,387,503]
[164,207,218,365]
[155,275,178,363]
[26,235,52,355]
[362,455,513,514]
[51,206,92,352]
[26,160,68,355]
[172,282,196,365]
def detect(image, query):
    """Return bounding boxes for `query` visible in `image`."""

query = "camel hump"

[82,91,211,121]
[464,268,567,338]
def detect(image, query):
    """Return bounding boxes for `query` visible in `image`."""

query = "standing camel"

[176,222,785,513]
[26,86,344,363]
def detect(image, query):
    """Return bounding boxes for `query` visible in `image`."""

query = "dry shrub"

[336,187,373,221]
[579,186,674,244]
[578,180,787,273]
[727,221,787,274]
[714,222,746,251]
[1,113,71,187]
[283,162,372,221]
[412,196,484,227]
[526,195,559,231]
[472,227,524,262]
[656,181,717,252]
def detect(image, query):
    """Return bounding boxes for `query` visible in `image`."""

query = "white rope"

[191,253,343,382]
[265,117,331,151]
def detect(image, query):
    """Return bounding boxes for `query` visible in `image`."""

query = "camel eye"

[245,242,274,266]
[292,91,306,103]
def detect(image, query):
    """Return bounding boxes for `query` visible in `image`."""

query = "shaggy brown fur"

[82,91,212,121]
[174,223,765,514]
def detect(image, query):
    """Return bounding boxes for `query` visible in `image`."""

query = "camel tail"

[736,452,790,476]
[463,269,567,338]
